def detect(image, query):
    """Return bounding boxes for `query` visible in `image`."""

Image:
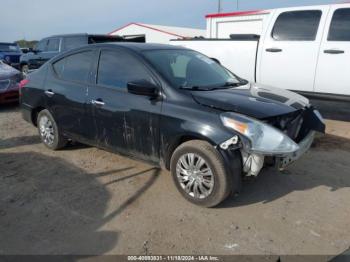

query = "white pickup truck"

[171,3,350,105]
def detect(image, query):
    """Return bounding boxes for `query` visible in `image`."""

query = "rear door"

[314,5,350,96]
[87,48,162,162]
[258,6,329,92]
[47,49,95,141]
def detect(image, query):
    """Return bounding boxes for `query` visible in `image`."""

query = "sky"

[0,0,339,42]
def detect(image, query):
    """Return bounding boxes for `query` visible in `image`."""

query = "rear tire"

[37,109,67,150]
[170,140,240,207]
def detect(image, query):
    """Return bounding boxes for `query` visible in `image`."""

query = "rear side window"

[53,51,93,83]
[328,8,350,41]
[97,50,154,88]
[47,38,60,52]
[62,36,87,51]
[272,10,322,41]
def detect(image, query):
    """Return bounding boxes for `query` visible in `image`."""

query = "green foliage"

[15,39,38,49]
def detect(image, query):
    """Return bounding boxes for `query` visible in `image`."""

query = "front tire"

[37,109,67,150]
[170,140,240,207]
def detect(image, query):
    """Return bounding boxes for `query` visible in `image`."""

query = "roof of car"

[89,42,187,51]
[51,42,188,63]
[47,33,123,38]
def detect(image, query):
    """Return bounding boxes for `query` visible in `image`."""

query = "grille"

[9,55,20,63]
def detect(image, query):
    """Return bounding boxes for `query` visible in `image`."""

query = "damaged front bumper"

[218,107,324,177]
[276,131,315,170]
[239,130,315,176]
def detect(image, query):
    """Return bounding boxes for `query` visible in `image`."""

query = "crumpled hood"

[191,83,310,119]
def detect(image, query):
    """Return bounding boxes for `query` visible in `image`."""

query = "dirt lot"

[0,104,350,256]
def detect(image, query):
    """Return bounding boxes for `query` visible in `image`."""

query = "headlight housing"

[220,112,299,155]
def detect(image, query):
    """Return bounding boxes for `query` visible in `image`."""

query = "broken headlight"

[220,112,299,155]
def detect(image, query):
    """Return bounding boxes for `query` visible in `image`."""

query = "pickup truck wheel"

[37,109,67,150]
[21,64,29,75]
[170,140,235,207]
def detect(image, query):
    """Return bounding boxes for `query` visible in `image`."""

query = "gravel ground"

[0,104,350,256]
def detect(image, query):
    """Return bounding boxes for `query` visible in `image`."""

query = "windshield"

[143,49,244,90]
[0,43,20,52]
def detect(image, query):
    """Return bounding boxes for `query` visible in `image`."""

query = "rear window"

[53,51,93,83]
[272,10,322,41]
[328,8,350,41]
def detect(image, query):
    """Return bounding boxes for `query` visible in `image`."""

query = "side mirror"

[127,80,159,97]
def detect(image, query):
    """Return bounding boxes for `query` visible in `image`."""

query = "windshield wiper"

[222,80,249,87]
[204,80,248,91]
[179,79,249,91]
[179,85,208,91]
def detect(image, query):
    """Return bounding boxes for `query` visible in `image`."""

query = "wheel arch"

[31,106,46,126]
[163,133,218,170]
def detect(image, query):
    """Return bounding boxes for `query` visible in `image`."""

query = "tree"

[15,39,38,49]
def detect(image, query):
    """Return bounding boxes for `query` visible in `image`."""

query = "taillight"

[19,79,29,89]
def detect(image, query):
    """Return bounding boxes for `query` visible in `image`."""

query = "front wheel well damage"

[164,135,216,170]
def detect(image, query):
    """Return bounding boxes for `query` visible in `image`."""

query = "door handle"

[266,48,282,53]
[91,99,105,107]
[324,49,344,54]
[44,90,55,97]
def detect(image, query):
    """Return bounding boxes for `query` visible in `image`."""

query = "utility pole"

[218,0,222,13]
[218,0,239,13]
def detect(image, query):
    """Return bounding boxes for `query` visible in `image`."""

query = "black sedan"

[20,43,325,207]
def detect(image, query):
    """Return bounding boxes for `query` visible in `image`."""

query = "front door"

[88,48,162,162]
[314,5,350,96]
[258,6,329,92]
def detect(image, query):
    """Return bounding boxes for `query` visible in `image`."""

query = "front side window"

[62,36,87,51]
[272,10,322,41]
[47,38,60,52]
[328,8,350,41]
[143,49,241,89]
[53,51,93,83]
[36,40,48,52]
[97,50,154,88]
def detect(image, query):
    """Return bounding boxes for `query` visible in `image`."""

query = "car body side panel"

[159,98,237,167]
[20,66,49,123]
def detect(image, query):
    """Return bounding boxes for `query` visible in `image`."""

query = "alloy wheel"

[39,115,55,145]
[176,153,214,199]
